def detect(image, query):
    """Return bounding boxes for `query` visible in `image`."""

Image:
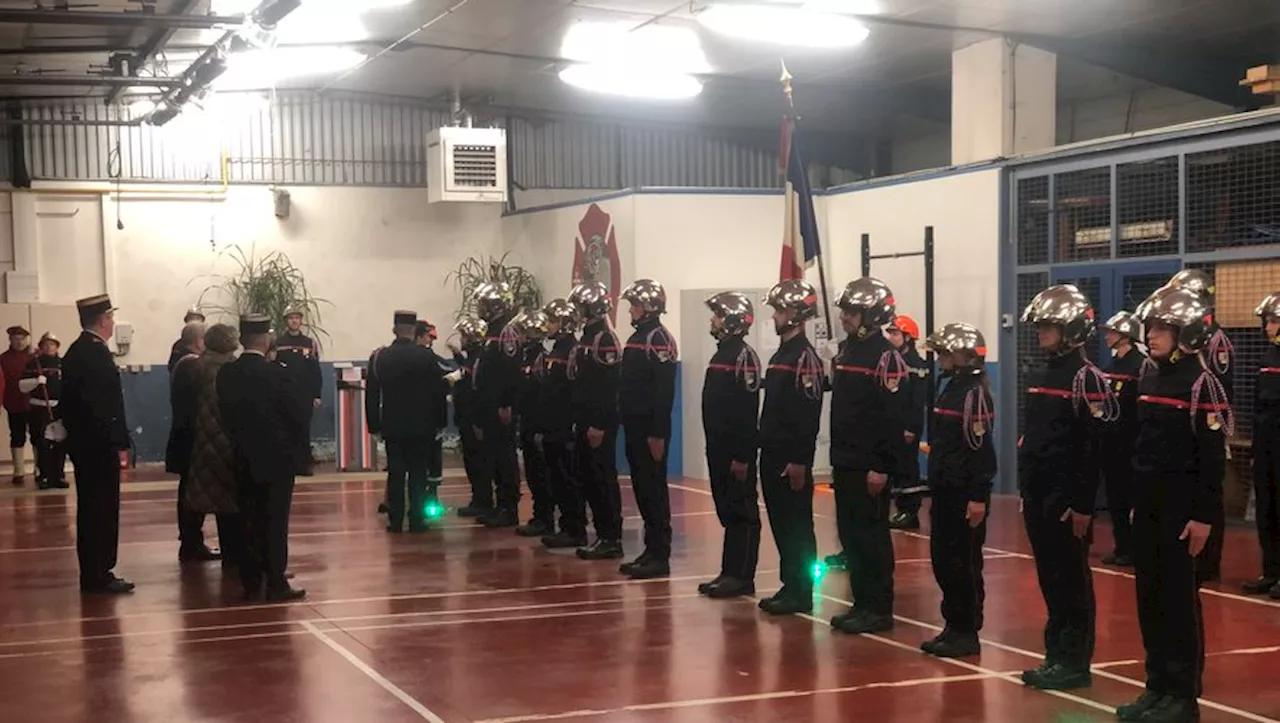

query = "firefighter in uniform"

[451,317,491,517]
[471,282,523,528]
[20,332,69,489]
[828,277,907,635]
[888,314,929,530]
[1245,291,1280,598]
[920,322,996,659]
[1018,284,1116,691]
[757,279,825,615]
[1099,311,1147,567]
[618,279,679,580]
[699,291,762,599]
[1119,286,1230,723]
[275,308,322,476]
[366,311,447,533]
[219,315,309,601]
[569,281,626,561]
[416,320,453,490]
[1160,269,1231,582]
[539,299,588,550]
[514,309,556,538]
[62,294,133,594]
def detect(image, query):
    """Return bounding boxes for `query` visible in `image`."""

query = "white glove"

[36,375,47,386]
[444,370,463,385]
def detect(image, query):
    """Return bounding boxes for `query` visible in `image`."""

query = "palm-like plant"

[196,245,330,343]
[446,252,541,320]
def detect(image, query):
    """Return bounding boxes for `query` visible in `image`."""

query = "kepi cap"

[76,294,117,322]
[394,310,418,326]
[6,325,29,337]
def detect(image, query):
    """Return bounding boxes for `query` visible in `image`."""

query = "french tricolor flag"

[779,115,823,282]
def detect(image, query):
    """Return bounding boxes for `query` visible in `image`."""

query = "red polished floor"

[1,470,1278,723]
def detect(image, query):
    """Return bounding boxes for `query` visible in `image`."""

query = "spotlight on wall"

[697,2,871,48]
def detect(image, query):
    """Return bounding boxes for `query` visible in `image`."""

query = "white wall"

[823,169,1003,360]
[3,185,523,363]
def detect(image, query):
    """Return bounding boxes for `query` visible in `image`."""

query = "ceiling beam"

[0,9,243,29]
[0,76,184,88]
[1013,34,1264,110]
[105,0,203,105]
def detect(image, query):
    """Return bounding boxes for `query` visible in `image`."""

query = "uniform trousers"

[623,421,671,560]
[930,486,988,633]
[237,472,295,594]
[760,448,815,595]
[544,435,583,536]
[1023,490,1096,670]
[833,466,895,615]
[706,439,760,581]
[70,445,122,588]
[520,429,554,523]
[575,425,622,541]
[1133,502,1205,699]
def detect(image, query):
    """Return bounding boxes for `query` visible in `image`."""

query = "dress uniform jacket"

[365,338,446,440]
[217,352,308,484]
[61,331,129,453]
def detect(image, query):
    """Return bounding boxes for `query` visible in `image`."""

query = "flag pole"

[781,61,835,341]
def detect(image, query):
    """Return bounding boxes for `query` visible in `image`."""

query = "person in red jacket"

[1,325,35,486]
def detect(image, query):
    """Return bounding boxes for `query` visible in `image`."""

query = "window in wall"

[1054,167,1112,262]
[1116,157,1179,258]
[1016,271,1049,437]
[1017,176,1049,265]
[1119,273,1172,313]
[1187,140,1280,253]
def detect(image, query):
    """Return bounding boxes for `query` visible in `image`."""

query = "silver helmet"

[705,291,755,340]
[836,277,896,328]
[1101,311,1142,344]
[454,316,488,346]
[763,279,818,334]
[1134,286,1215,353]
[1256,292,1280,322]
[473,281,515,322]
[925,322,987,367]
[1165,269,1215,297]
[516,309,552,342]
[569,281,612,323]
[1021,284,1096,351]
[620,279,667,326]
[543,297,582,335]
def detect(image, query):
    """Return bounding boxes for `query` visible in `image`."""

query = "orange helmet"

[889,314,920,340]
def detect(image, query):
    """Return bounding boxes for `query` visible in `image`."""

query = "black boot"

[831,609,893,634]
[823,551,848,570]
[480,509,518,528]
[179,545,222,563]
[1139,695,1199,723]
[542,531,588,549]
[515,518,553,537]
[619,551,653,575]
[1116,691,1165,721]
[265,584,307,602]
[698,575,727,595]
[706,577,754,599]
[1022,662,1091,691]
[457,501,493,518]
[888,510,920,530]
[1103,552,1134,567]
[627,557,670,580]
[576,539,624,560]
[928,632,980,658]
[759,587,811,615]
[1242,576,1279,595]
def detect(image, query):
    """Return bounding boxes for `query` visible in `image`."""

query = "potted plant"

[196,244,330,342]
[446,252,541,321]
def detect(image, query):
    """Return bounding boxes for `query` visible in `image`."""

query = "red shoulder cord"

[736,345,762,392]
[796,347,824,401]
[876,348,909,390]
[962,385,992,451]
[1191,355,1235,436]
[1207,328,1234,375]
[1071,351,1120,422]
[644,326,678,361]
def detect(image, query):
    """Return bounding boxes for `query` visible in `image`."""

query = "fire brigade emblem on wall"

[572,203,622,325]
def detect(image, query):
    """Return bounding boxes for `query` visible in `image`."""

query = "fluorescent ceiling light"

[561,21,710,73]
[559,65,702,100]
[697,3,871,48]
[216,47,366,90]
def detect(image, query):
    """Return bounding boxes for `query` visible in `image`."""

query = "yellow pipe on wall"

[25,151,231,199]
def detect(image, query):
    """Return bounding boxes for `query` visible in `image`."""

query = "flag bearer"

[828,277,907,636]
[699,291,763,599]
[756,279,825,615]
[919,322,996,659]
[1118,286,1230,723]
[1245,291,1280,598]
[1018,284,1116,691]
[1099,311,1147,567]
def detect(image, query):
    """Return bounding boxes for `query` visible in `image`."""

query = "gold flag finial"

[780,59,794,109]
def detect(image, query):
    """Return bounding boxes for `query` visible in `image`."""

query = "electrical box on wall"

[426,126,507,204]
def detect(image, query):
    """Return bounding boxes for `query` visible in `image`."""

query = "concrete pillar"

[952,37,1057,165]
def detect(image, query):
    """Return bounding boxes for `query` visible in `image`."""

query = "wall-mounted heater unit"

[427,126,507,204]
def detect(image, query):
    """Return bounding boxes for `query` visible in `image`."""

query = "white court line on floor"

[302,618,448,723]
[671,481,1280,723]
[471,672,1001,723]
[0,593,699,650]
[1095,644,1280,670]
[2,567,774,628]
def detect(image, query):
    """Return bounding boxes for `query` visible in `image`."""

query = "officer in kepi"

[1019,284,1116,691]
[62,294,133,594]
[471,282,523,528]
[569,281,626,561]
[618,279,679,580]
[275,307,322,476]
[219,314,309,601]
[756,279,825,615]
[1099,311,1148,568]
[1123,286,1230,723]
[699,291,762,599]
[1245,291,1280,599]
[366,311,447,533]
